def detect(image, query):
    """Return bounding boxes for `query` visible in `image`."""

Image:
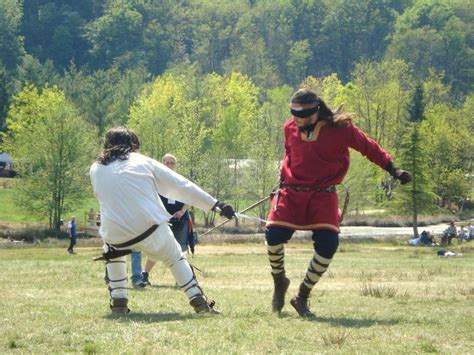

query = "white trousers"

[107,223,201,300]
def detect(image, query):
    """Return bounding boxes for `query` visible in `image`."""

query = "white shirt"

[90,152,217,244]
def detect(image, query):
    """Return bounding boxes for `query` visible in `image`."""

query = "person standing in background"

[67,216,77,255]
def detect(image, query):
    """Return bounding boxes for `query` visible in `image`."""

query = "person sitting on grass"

[419,230,437,246]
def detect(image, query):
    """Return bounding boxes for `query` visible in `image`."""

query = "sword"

[235,212,267,224]
[200,195,271,237]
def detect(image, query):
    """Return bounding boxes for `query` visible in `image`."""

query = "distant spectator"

[420,230,437,246]
[467,223,474,241]
[441,222,457,246]
[67,216,77,254]
[87,208,97,226]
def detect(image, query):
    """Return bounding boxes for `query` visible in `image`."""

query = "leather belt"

[280,184,336,192]
[110,224,159,248]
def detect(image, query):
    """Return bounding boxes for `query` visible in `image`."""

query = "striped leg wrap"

[302,252,332,290]
[170,256,202,300]
[267,243,285,276]
[106,258,128,299]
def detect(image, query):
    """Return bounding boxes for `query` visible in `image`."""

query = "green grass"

[0,188,33,223]
[0,240,473,353]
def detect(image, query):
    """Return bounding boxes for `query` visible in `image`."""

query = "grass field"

[1,239,473,354]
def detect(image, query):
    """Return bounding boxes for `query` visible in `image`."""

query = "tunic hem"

[266,220,340,233]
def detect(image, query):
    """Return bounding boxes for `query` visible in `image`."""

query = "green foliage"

[407,83,425,123]
[59,66,147,137]
[85,1,144,69]
[0,0,25,71]
[21,0,99,68]
[422,93,472,209]
[16,55,60,90]
[387,0,474,95]
[321,0,401,80]
[244,85,293,218]
[344,151,381,214]
[128,71,187,159]
[0,0,471,221]
[2,86,97,229]
[0,66,12,132]
[348,59,413,148]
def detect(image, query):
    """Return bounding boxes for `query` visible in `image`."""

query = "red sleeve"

[280,119,292,179]
[347,123,391,169]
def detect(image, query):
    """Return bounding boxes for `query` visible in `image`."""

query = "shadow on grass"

[312,316,400,328]
[129,284,179,291]
[270,312,399,327]
[103,311,194,323]
[149,284,179,290]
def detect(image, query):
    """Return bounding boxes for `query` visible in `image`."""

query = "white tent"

[0,152,13,163]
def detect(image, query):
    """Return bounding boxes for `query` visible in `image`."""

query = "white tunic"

[90,152,217,244]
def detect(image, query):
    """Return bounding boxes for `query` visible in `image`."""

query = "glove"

[385,161,412,185]
[212,201,236,219]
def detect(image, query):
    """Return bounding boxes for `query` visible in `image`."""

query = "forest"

[0,0,472,228]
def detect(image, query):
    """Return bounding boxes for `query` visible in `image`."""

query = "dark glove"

[385,161,412,185]
[212,201,235,219]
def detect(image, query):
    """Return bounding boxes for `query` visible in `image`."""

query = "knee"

[312,230,339,259]
[265,227,293,246]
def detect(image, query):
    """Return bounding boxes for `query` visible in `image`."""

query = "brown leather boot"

[272,273,290,313]
[190,295,221,315]
[110,298,130,314]
[290,283,315,318]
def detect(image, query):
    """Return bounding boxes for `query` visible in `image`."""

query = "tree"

[2,86,96,229]
[286,40,311,86]
[321,0,401,81]
[245,85,293,220]
[21,1,98,69]
[344,150,379,214]
[422,78,472,210]
[84,1,144,70]
[393,83,435,237]
[386,0,474,95]
[0,0,25,71]
[0,66,12,132]
[348,59,413,150]
[74,68,121,137]
[16,55,60,90]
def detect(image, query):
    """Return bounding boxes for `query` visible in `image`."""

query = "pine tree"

[394,83,435,237]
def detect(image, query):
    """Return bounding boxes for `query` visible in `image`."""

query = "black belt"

[280,184,336,192]
[110,224,159,249]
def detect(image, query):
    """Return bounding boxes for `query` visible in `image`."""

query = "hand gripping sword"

[200,195,271,237]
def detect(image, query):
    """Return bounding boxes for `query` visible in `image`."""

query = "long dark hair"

[290,88,353,127]
[97,127,140,165]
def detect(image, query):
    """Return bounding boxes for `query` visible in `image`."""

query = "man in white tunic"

[90,127,235,314]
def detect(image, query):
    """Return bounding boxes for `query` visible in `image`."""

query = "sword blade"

[200,195,271,237]
[235,212,267,224]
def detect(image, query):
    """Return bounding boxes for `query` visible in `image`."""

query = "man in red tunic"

[266,88,411,317]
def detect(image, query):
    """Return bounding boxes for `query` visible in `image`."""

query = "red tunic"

[266,118,391,232]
